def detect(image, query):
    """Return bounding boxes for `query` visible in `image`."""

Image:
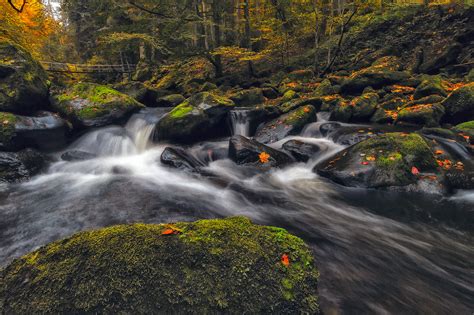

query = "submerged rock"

[0,217,320,314]
[316,133,438,189]
[255,105,316,144]
[229,135,293,168]
[61,150,97,162]
[160,147,204,172]
[154,92,234,144]
[0,40,49,114]
[282,140,320,162]
[51,83,144,129]
[0,149,46,183]
[0,111,70,151]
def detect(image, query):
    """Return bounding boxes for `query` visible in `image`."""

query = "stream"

[0,108,473,314]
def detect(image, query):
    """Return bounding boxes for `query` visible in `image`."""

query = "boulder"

[444,170,474,190]
[154,92,234,143]
[441,83,474,124]
[229,135,293,168]
[314,79,336,96]
[454,121,474,145]
[419,43,462,74]
[0,149,46,183]
[0,111,70,151]
[316,133,438,189]
[397,103,445,127]
[113,81,161,107]
[279,97,322,114]
[280,90,299,103]
[0,217,320,314]
[0,41,49,114]
[229,88,265,106]
[319,122,342,137]
[160,147,204,172]
[350,92,379,122]
[255,105,317,144]
[156,94,185,107]
[287,69,314,82]
[282,140,320,162]
[413,76,448,100]
[50,83,144,129]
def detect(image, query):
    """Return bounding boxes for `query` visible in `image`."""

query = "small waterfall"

[125,115,156,153]
[230,109,251,137]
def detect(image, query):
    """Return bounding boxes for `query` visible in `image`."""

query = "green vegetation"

[0,112,17,144]
[169,101,193,118]
[0,217,319,314]
[456,121,474,130]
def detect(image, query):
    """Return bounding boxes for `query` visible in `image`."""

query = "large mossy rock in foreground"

[0,217,320,314]
[50,83,144,129]
[154,92,235,143]
[0,41,49,114]
[316,133,438,189]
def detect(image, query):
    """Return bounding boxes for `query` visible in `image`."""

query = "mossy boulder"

[154,92,235,143]
[413,76,448,100]
[314,79,335,97]
[229,136,293,168]
[341,57,410,95]
[441,83,474,124]
[279,97,322,114]
[0,111,69,151]
[316,133,438,189]
[454,120,474,144]
[0,217,320,314]
[255,105,317,144]
[156,94,186,107]
[0,41,49,114]
[330,92,378,123]
[286,69,314,82]
[113,81,162,107]
[50,83,144,129]
[397,103,445,127]
[280,90,299,103]
[229,88,265,106]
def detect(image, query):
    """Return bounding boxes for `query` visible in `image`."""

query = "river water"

[0,108,473,314]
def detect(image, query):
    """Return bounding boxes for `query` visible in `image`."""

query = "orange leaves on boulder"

[259,152,270,164]
[161,226,181,236]
[281,254,290,267]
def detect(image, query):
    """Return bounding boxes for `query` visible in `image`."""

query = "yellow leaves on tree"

[0,0,57,57]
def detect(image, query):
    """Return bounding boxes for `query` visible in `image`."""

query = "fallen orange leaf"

[411,167,420,175]
[281,254,290,267]
[361,161,369,165]
[435,150,444,155]
[259,152,270,164]
[161,227,181,235]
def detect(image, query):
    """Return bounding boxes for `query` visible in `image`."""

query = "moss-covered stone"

[314,79,335,97]
[316,133,438,188]
[0,217,320,314]
[229,88,265,106]
[397,103,445,127]
[157,94,186,108]
[281,90,299,103]
[350,92,379,121]
[0,40,49,113]
[51,83,144,129]
[0,112,17,148]
[441,82,474,124]
[455,121,474,130]
[154,92,234,143]
[413,75,448,100]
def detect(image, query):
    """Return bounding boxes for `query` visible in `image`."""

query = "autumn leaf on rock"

[435,150,444,155]
[411,167,420,175]
[161,226,181,236]
[259,152,270,164]
[281,254,290,267]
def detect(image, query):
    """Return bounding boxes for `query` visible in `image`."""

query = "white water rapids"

[0,109,473,314]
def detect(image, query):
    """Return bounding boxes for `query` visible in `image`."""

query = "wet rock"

[50,83,144,129]
[441,83,474,125]
[320,122,342,137]
[255,105,316,144]
[156,94,185,107]
[0,217,320,314]
[0,40,49,114]
[229,135,293,168]
[444,170,474,191]
[282,140,320,162]
[0,111,70,151]
[61,150,97,162]
[160,147,204,172]
[0,149,46,183]
[229,88,265,106]
[154,92,235,144]
[316,133,438,189]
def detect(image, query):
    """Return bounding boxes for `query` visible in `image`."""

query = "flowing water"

[230,108,252,137]
[1,110,473,314]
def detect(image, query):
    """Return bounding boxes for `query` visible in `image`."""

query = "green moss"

[0,217,319,314]
[0,112,17,144]
[170,101,194,118]
[281,90,299,103]
[455,121,474,130]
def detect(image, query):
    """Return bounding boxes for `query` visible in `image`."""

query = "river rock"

[229,88,265,106]
[160,147,204,172]
[229,135,293,168]
[0,149,46,183]
[254,105,317,144]
[413,76,448,100]
[0,111,70,151]
[154,92,235,143]
[50,83,144,129]
[282,140,320,162]
[320,122,342,137]
[441,83,474,125]
[156,94,185,107]
[316,133,438,189]
[0,217,320,314]
[0,40,49,114]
